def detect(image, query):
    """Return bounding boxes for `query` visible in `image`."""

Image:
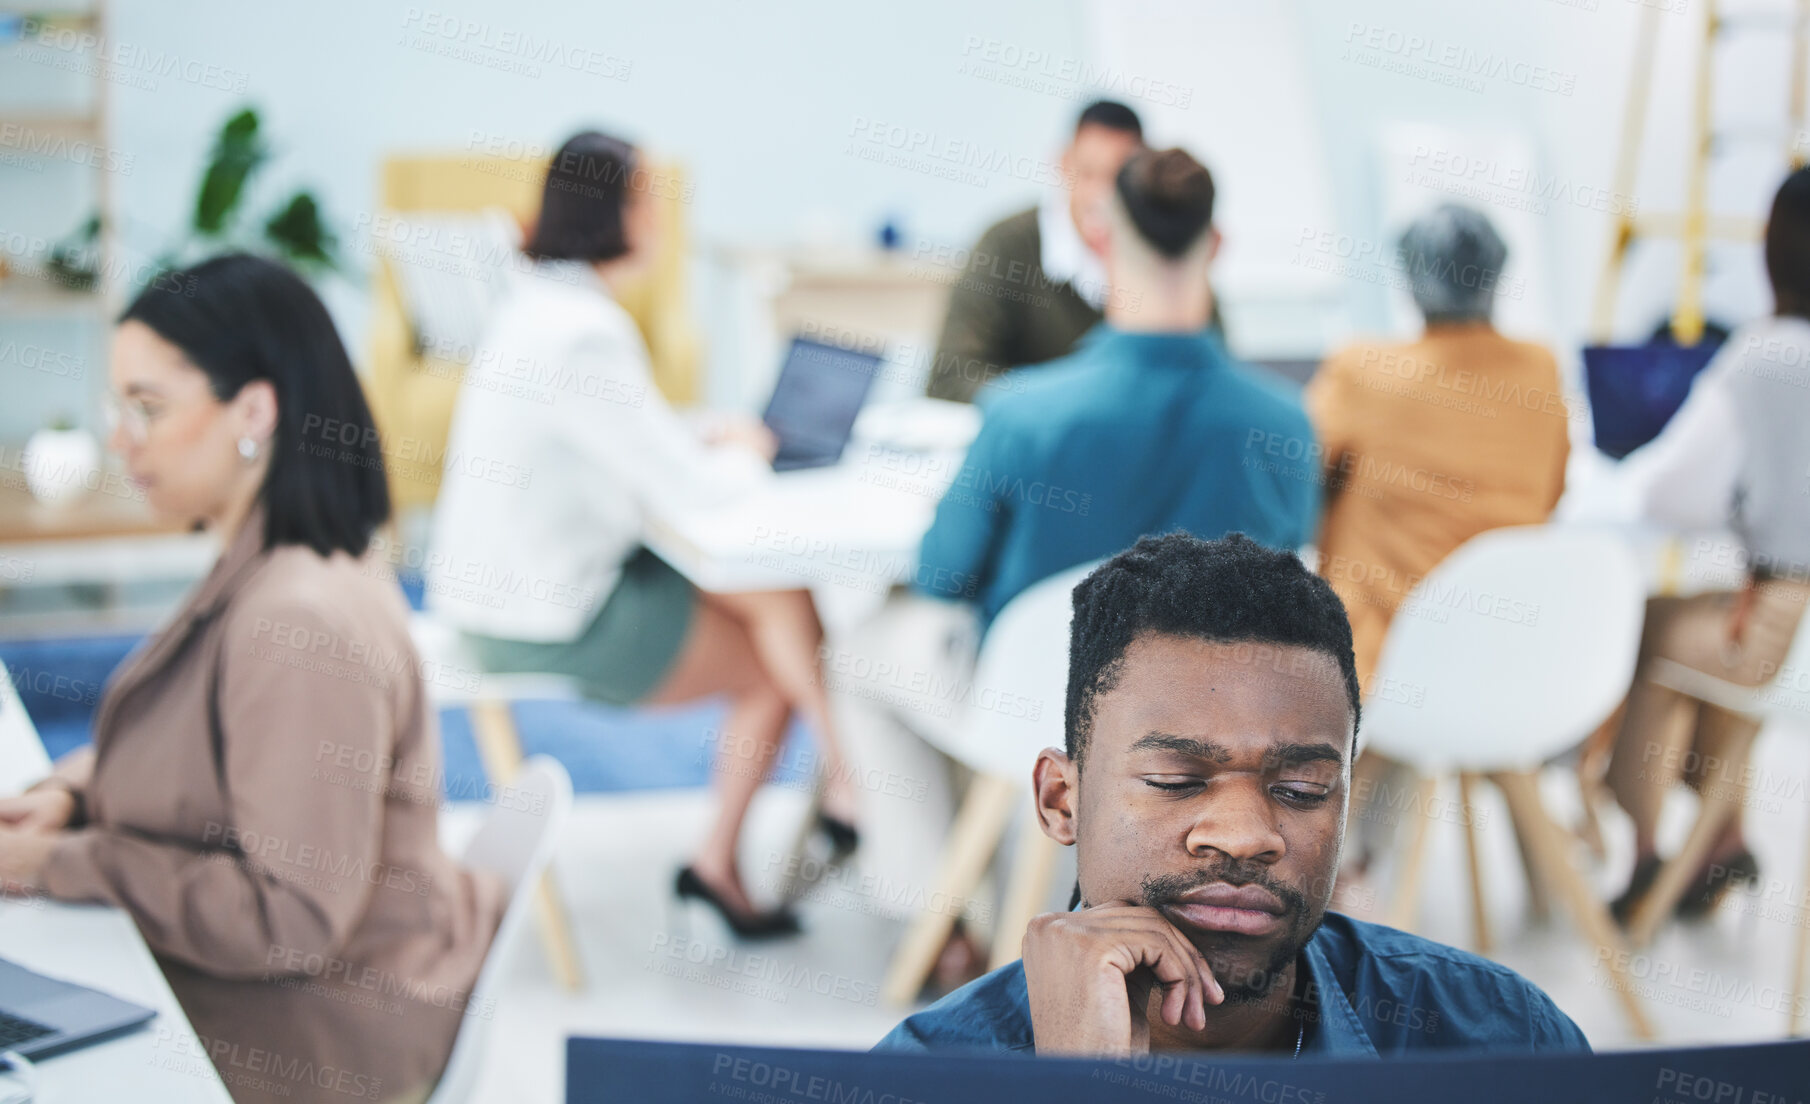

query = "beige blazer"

[38,503,506,1104]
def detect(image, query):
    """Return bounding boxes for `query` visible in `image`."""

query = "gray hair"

[1397,204,1508,324]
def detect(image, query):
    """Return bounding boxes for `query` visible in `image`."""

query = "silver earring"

[238,436,260,461]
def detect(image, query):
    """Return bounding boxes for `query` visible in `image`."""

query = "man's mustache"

[1139,863,1309,919]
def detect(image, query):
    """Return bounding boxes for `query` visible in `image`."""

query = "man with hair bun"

[832,150,1320,995]
[925,101,1224,402]
[915,145,1319,628]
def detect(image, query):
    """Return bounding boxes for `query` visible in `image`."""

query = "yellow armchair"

[365,151,700,515]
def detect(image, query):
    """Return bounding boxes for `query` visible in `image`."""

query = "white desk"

[643,400,980,628]
[1619,523,1747,598]
[644,396,1742,628]
[0,659,229,1102]
[0,898,233,1103]
[1554,449,1748,598]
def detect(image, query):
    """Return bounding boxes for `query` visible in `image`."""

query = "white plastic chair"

[426,755,573,1104]
[410,612,586,990]
[1361,524,1654,1038]
[880,562,1097,1005]
[0,659,53,795]
[1625,592,1810,1033]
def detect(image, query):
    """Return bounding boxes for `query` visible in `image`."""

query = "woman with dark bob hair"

[0,254,505,1104]
[430,130,862,936]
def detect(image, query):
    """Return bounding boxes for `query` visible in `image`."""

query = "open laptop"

[1582,332,1726,458]
[0,959,156,1060]
[0,660,157,1059]
[760,337,884,471]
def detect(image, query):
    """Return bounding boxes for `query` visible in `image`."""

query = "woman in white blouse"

[1605,167,1810,923]
[429,131,857,936]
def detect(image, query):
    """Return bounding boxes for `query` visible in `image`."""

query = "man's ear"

[1032,747,1079,847]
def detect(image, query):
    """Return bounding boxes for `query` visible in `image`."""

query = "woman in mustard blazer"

[0,255,505,1104]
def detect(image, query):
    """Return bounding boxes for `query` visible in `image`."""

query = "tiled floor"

[444,727,1810,1102]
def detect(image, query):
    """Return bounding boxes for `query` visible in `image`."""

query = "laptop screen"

[761,337,884,470]
[1583,338,1725,459]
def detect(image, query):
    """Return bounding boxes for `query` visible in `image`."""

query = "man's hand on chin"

[1022,900,1224,1056]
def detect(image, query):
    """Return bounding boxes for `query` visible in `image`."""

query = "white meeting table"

[643,399,980,627]
[0,896,234,1103]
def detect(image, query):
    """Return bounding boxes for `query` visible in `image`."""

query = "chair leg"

[1621,723,1759,948]
[531,867,585,992]
[881,773,1018,1006]
[469,698,526,781]
[1505,787,1554,923]
[1791,805,1810,1037]
[1458,772,1491,955]
[1385,775,1439,932]
[1625,793,1739,949]
[1494,770,1655,1040]
[773,780,827,903]
[1574,703,1624,862]
[1575,774,1609,862]
[470,698,585,992]
[990,802,1063,971]
[1625,724,1758,948]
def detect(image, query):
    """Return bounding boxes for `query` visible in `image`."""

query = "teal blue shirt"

[914,326,1321,624]
[874,913,1590,1056]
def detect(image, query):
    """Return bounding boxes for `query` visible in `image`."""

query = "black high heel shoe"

[815,812,860,858]
[1610,854,1663,926]
[675,866,801,939]
[1678,848,1759,920]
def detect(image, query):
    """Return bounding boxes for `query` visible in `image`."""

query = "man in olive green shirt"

[928,101,1225,402]
[926,101,1144,402]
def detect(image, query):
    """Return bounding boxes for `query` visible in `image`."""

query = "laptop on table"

[0,660,157,1061]
[760,337,884,472]
[0,958,156,1060]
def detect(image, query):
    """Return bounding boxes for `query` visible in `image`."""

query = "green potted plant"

[161,107,339,275]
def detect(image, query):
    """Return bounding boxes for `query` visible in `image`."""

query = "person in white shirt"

[1604,166,1810,924]
[429,130,858,937]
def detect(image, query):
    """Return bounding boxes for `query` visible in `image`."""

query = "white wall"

[3,0,1093,438]
[1079,0,1345,356]
[4,0,1799,442]
[1089,0,1796,356]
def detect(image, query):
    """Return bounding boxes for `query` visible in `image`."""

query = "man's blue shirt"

[913,326,1321,625]
[873,913,1590,1056]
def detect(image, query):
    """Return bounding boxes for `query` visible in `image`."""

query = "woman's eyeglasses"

[99,391,167,443]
